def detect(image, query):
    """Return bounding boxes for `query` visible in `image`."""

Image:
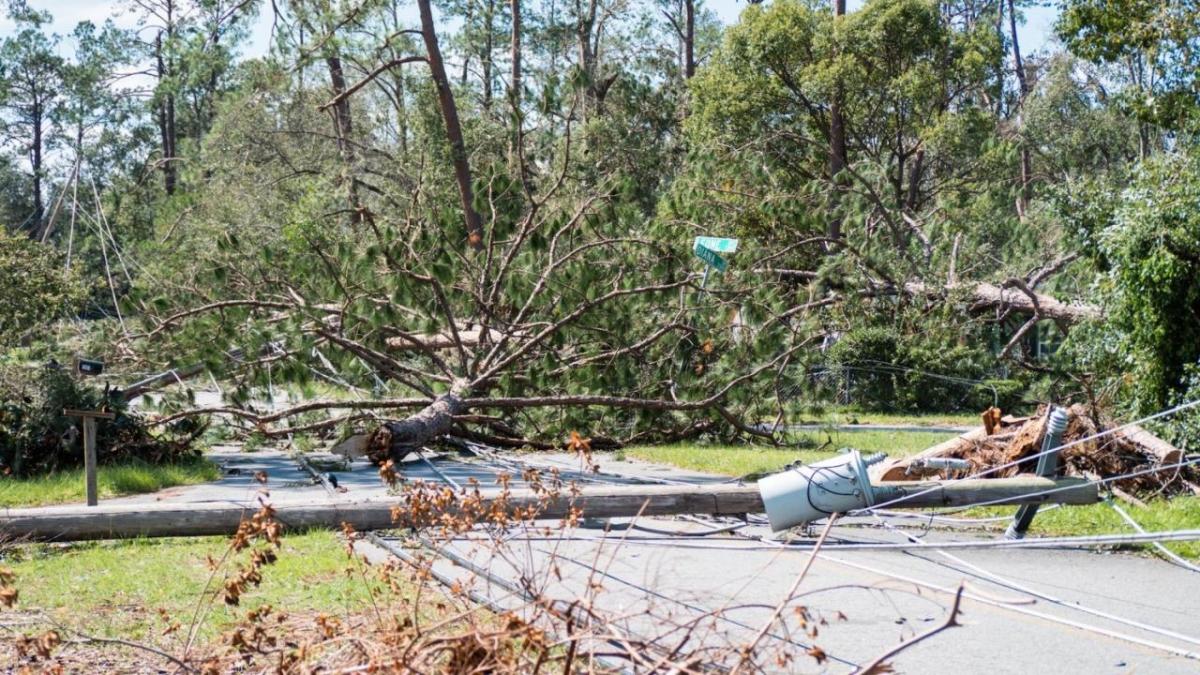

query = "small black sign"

[75,358,105,377]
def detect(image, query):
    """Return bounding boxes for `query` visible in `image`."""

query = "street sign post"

[63,408,115,506]
[694,236,739,254]
[692,240,728,273]
[691,235,738,290]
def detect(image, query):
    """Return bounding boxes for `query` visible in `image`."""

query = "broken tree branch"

[319,55,428,112]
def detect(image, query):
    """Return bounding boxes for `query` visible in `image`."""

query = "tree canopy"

[3,0,1200,448]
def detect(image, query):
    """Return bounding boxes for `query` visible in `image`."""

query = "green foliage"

[0,230,83,343]
[627,430,956,478]
[1060,149,1200,438]
[2,0,1177,451]
[824,326,1017,412]
[8,530,394,640]
[1058,0,1200,133]
[678,0,1007,242]
[0,456,218,507]
[1161,365,1200,451]
[0,364,201,476]
[1022,54,1140,178]
[1101,151,1200,410]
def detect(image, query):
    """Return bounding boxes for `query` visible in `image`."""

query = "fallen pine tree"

[122,0,1105,458]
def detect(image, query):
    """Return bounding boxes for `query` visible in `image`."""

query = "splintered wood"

[875,404,1195,495]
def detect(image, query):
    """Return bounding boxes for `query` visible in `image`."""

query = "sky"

[1,0,1062,62]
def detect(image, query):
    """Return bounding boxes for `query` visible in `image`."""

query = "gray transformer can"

[758,450,883,532]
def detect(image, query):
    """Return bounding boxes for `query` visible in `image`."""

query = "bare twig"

[853,583,965,674]
[733,515,839,673]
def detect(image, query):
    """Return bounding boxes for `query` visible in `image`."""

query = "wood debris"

[875,404,1194,494]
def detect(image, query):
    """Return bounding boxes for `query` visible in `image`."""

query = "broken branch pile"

[875,404,1198,495]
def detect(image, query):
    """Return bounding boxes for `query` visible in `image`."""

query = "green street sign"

[694,236,739,253]
[692,240,728,272]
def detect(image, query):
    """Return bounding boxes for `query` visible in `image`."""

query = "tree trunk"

[509,0,521,109]
[509,0,523,171]
[482,0,495,110]
[683,0,695,79]
[166,89,177,195]
[828,0,847,243]
[461,0,474,86]
[576,0,600,117]
[418,0,485,250]
[905,148,924,210]
[165,1,178,195]
[324,51,362,219]
[369,380,471,461]
[325,55,354,146]
[155,32,177,196]
[394,65,409,155]
[1008,0,1031,217]
[905,281,1101,324]
[30,98,44,233]
[759,270,1101,325]
[389,0,409,155]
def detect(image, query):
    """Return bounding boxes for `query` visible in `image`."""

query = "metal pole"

[1006,406,1071,539]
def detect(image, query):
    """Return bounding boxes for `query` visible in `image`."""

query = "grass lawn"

[3,530,395,643]
[792,409,983,427]
[626,429,957,479]
[962,498,1200,559]
[0,456,220,507]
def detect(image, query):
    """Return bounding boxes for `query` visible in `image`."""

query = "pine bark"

[155,32,178,196]
[418,0,485,250]
[683,0,695,79]
[510,0,521,109]
[1008,0,1031,216]
[30,98,44,230]
[828,0,847,243]
[369,380,471,461]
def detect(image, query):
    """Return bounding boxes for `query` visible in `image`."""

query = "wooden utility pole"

[0,476,1097,541]
[63,409,115,507]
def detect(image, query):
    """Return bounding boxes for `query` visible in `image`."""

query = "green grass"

[5,530,393,641]
[964,498,1200,559]
[0,457,220,507]
[794,409,982,427]
[627,430,957,479]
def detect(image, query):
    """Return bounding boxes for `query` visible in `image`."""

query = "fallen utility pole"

[0,477,1096,542]
[120,347,250,401]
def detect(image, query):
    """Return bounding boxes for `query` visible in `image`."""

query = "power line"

[1107,498,1200,574]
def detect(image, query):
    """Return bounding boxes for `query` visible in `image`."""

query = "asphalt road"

[108,446,1200,673]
